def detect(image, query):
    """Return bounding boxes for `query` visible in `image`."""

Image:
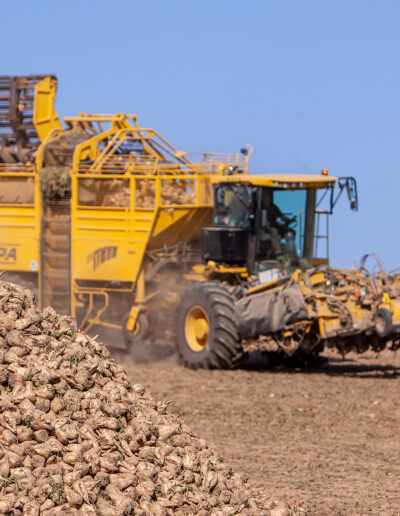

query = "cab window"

[214,184,252,228]
[273,189,306,255]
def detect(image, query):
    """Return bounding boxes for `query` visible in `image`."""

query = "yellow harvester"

[0,75,399,368]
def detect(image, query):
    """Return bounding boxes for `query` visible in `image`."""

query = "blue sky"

[3,0,399,270]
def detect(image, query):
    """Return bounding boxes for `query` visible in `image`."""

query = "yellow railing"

[77,154,248,176]
[65,120,251,176]
[74,172,213,209]
[0,163,35,174]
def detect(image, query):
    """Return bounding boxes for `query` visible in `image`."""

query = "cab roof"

[210,173,337,190]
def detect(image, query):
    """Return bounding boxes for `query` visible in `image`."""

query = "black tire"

[374,308,393,338]
[123,312,149,343]
[175,281,245,369]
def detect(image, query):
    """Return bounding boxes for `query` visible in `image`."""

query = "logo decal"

[87,246,118,270]
[0,246,17,263]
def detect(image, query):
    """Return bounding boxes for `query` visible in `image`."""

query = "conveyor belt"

[0,75,55,163]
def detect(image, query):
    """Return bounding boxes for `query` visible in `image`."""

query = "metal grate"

[0,176,34,204]
[198,178,213,205]
[135,178,155,208]
[161,178,196,206]
[78,178,130,207]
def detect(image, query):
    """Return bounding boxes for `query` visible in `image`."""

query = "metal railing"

[77,153,248,176]
[74,173,213,209]
[0,163,35,173]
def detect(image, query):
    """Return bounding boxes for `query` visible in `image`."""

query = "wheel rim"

[126,317,141,336]
[124,313,147,341]
[184,306,209,352]
[131,320,141,336]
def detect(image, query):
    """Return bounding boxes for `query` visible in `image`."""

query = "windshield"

[257,188,308,271]
[214,183,252,228]
[273,189,307,255]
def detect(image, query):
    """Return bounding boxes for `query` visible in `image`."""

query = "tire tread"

[175,281,246,369]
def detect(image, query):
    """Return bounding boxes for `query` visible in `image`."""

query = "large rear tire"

[175,282,245,369]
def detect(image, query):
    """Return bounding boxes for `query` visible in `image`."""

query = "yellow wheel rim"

[126,317,140,336]
[184,306,209,352]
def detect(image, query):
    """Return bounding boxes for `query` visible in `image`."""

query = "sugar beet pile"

[0,280,303,515]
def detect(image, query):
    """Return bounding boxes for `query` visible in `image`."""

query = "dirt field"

[110,344,400,515]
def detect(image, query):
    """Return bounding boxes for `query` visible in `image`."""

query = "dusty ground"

[108,343,400,516]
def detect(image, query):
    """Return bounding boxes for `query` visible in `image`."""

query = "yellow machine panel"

[0,167,41,273]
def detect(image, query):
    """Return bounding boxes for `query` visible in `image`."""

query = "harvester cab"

[199,174,358,285]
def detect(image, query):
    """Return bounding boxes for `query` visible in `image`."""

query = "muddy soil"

[110,345,400,515]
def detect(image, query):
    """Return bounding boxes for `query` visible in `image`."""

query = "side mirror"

[330,177,358,213]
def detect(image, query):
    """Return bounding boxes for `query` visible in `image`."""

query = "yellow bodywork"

[0,76,341,335]
[240,266,400,355]
[0,165,41,273]
[62,113,251,329]
[64,116,339,330]
[0,80,249,331]
[3,74,396,353]
[0,75,62,276]
[33,77,63,143]
[209,173,336,189]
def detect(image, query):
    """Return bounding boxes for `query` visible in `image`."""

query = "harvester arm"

[33,76,62,143]
[236,264,400,358]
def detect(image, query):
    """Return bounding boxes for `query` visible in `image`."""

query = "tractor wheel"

[374,308,393,338]
[123,312,149,343]
[175,282,245,369]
